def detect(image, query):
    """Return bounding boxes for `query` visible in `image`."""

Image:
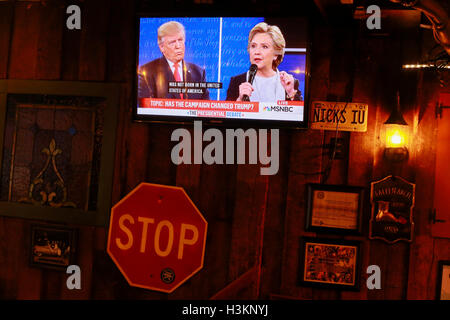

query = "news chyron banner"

[139,98,304,121]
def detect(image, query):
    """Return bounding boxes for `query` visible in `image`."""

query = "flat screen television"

[134,16,310,128]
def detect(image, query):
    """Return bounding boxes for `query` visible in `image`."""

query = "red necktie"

[173,62,183,99]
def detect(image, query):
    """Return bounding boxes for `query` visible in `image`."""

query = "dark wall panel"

[0,0,448,300]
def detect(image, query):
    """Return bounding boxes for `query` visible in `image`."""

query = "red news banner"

[139,98,303,119]
[140,98,258,118]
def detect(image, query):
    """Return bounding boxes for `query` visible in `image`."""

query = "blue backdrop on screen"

[281,53,306,101]
[139,17,305,101]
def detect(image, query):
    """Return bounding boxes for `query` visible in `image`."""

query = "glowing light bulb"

[386,125,407,148]
[390,131,402,146]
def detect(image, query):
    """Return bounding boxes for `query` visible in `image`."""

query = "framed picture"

[369,175,415,243]
[298,237,361,290]
[0,80,119,226]
[30,224,77,270]
[436,260,450,300]
[306,184,365,234]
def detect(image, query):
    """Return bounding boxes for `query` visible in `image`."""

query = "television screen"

[135,17,309,127]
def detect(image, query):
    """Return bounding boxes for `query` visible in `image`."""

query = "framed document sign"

[305,184,365,234]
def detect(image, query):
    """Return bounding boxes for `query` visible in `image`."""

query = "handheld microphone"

[242,64,258,101]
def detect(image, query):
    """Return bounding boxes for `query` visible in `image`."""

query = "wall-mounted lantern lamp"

[384,93,408,162]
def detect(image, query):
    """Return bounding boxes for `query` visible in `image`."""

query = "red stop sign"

[107,183,207,293]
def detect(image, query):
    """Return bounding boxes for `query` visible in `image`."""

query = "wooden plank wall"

[0,0,448,300]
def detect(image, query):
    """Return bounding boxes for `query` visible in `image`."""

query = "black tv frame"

[132,13,312,130]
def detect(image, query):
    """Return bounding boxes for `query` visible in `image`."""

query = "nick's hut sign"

[369,175,415,243]
[310,101,368,132]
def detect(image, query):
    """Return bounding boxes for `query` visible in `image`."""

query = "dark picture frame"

[298,237,361,291]
[0,80,119,226]
[30,224,77,271]
[436,260,450,300]
[305,184,365,234]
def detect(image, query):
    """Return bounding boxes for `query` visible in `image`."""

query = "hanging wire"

[321,102,348,183]
[291,102,348,182]
[425,44,449,87]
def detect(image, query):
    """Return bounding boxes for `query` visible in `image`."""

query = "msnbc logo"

[263,106,294,112]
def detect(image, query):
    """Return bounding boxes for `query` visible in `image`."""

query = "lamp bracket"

[429,208,446,224]
[384,147,409,162]
[436,102,450,118]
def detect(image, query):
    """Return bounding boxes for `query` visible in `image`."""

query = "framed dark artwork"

[298,237,361,290]
[305,184,365,234]
[30,224,77,270]
[436,260,450,300]
[0,80,119,226]
[369,175,415,243]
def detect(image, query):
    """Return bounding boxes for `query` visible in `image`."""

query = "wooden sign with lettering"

[369,175,415,243]
[310,101,368,132]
